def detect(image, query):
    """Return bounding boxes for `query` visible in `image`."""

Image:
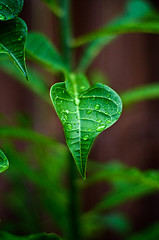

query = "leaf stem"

[59,1,81,239]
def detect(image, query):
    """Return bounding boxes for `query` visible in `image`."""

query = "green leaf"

[0,232,62,240]
[50,74,122,178]
[41,0,63,17]
[0,0,24,21]
[121,83,159,106]
[77,0,153,71]
[73,0,159,47]
[0,149,9,173]
[26,32,66,73]
[0,17,28,79]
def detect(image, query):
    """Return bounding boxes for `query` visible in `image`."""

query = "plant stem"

[59,0,73,71]
[59,1,81,239]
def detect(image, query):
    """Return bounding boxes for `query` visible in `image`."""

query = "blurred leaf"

[0,126,65,149]
[0,232,62,240]
[0,57,50,104]
[50,74,122,178]
[0,149,9,173]
[82,212,131,238]
[126,222,159,240]
[0,0,24,20]
[121,83,159,106]
[26,32,66,73]
[73,2,159,47]
[0,17,28,79]
[41,0,63,17]
[78,0,153,71]
[85,161,159,190]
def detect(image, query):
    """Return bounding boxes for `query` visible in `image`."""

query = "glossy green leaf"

[26,32,66,73]
[0,232,62,240]
[78,0,153,71]
[41,0,63,17]
[0,17,28,79]
[50,74,122,178]
[0,0,24,21]
[0,149,9,173]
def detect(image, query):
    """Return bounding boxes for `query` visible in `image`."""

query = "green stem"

[59,1,81,239]
[59,0,73,71]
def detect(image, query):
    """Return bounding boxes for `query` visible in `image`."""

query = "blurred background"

[0,0,159,240]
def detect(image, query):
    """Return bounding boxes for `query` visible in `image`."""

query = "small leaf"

[0,17,28,79]
[0,0,24,21]
[50,74,122,178]
[26,32,66,73]
[0,232,62,240]
[0,149,9,173]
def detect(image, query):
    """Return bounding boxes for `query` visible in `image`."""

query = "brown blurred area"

[0,0,159,240]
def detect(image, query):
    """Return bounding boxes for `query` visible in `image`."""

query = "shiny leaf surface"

[0,150,9,173]
[0,17,28,79]
[0,0,24,21]
[50,74,122,178]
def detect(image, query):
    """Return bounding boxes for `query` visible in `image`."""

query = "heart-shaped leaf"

[0,232,62,240]
[0,17,28,79]
[0,150,9,173]
[0,0,24,21]
[50,74,122,179]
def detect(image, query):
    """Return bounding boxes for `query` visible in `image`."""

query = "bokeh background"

[0,0,159,240]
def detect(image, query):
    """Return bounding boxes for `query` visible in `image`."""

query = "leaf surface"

[0,17,28,79]
[0,0,24,20]
[0,232,62,240]
[0,149,9,173]
[50,74,122,178]
[26,32,66,73]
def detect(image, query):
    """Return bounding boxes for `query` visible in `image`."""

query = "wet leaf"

[0,149,9,173]
[50,74,122,178]
[0,17,28,79]
[0,0,24,21]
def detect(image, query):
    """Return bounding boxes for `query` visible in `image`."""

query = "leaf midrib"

[70,77,83,173]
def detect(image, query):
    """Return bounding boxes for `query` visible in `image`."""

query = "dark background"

[0,1,159,239]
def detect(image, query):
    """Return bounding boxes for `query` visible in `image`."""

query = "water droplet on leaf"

[96,125,105,132]
[75,98,80,106]
[95,104,100,110]
[97,119,102,123]
[86,110,92,114]
[67,123,73,129]
[65,110,69,114]
[83,135,89,141]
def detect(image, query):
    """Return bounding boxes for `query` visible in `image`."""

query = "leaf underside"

[0,17,28,79]
[0,150,9,173]
[50,82,122,179]
[0,0,24,21]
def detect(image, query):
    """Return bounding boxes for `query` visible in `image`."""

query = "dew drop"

[97,119,102,123]
[65,110,69,114]
[96,125,105,132]
[83,135,89,141]
[75,98,80,106]
[88,128,92,132]
[76,115,80,120]
[18,36,23,41]
[86,110,92,114]
[95,104,100,110]
[92,96,95,101]
[67,123,73,129]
